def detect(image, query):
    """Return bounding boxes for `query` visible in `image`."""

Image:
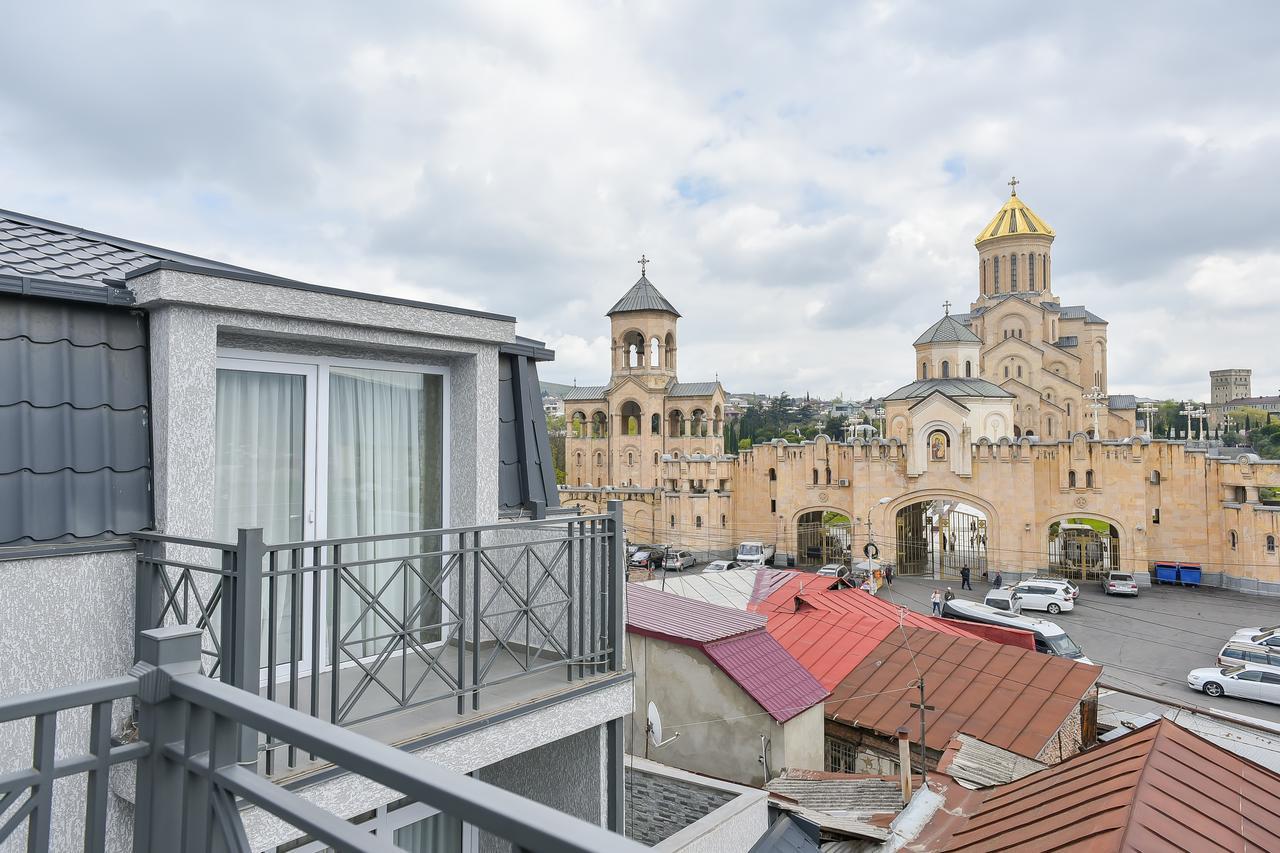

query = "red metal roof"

[702,630,829,723]
[828,626,1101,759]
[942,717,1280,852]
[626,583,764,645]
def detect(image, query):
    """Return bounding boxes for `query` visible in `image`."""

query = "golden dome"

[975,188,1054,246]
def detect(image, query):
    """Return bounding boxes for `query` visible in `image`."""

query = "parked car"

[1218,641,1280,669]
[663,550,696,571]
[736,541,776,566]
[1029,577,1080,600]
[629,549,656,568]
[983,588,1022,614]
[1010,580,1075,614]
[817,563,847,577]
[704,560,742,572]
[941,599,1093,664]
[1230,627,1280,649]
[1101,572,1139,596]
[1188,664,1280,704]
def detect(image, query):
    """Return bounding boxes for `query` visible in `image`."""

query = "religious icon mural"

[929,430,948,461]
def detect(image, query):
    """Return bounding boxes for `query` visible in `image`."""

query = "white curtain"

[393,813,463,851]
[328,367,444,659]
[214,369,306,668]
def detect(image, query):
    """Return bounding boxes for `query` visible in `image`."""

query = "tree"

[823,414,846,438]
[545,414,566,483]
[1233,406,1271,433]
[1253,422,1280,460]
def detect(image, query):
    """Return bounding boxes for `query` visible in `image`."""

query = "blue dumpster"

[1154,562,1178,585]
[1178,563,1202,587]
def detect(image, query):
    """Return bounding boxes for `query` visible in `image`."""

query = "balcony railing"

[0,626,644,852]
[134,505,624,774]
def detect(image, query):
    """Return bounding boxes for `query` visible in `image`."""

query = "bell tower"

[607,255,681,389]
[974,178,1056,308]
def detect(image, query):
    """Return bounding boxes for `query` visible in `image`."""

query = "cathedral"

[561,187,1280,593]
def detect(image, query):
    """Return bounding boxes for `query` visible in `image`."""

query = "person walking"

[960,565,972,591]
[930,588,942,615]
[884,563,894,586]
[944,587,956,602]
[992,570,1003,589]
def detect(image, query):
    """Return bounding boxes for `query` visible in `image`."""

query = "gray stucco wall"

[475,726,605,853]
[0,549,136,853]
[628,634,820,787]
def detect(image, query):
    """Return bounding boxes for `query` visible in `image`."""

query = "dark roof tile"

[606,275,680,316]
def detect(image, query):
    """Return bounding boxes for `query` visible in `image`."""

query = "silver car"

[663,550,696,571]
[1102,572,1138,596]
[1188,664,1280,704]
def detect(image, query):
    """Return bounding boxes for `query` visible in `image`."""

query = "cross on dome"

[637,254,650,276]
[943,300,952,316]
[1008,176,1019,196]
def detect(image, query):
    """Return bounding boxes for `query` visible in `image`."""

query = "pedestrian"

[992,570,1003,589]
[960,565,972,591]
[930,589,942,615]
[944,587,955,602]
[885,563,894,586]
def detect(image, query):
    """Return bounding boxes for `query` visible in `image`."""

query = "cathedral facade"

[560,190,1280,593]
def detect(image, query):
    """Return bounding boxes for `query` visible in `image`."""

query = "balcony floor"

[258,641,615,783]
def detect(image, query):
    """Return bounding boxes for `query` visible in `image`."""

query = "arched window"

[628,343,639,367]
[812,468,819,485]
[1010,254,1018,291]
[1046,416,1054,437]
[1004,365,1010,378]
[1268,534,1276,554]
[922,363,929,380]
[650,337,660,367]
[825,467,832,485]
[670,515,676,528]
[721,514,727,528]
[621,401,642,435]
[571,411,587,437]
[982,258,987,292]
[1151,470,1161,485]
[695,516,703,529]
[594,451,603,466]
[941,360,950,378]
[1230,530,1238,550]
[651,413,661,435]
[665,332,676,371]
[1029,253,1036,290]
[627,452,634,465]
[1067,402,1073,417]
[1086,469,1095,489]
[1043,255,1049,287]
[1017,365,1023,379]
[965,361,972,378]
[994,255,1000,291]
[1069,470,1077,488]
[768,468,777,481]
[575,452,582,467]
[654,452,660,465]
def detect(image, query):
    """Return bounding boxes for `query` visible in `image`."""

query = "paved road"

[865,574,1280,725]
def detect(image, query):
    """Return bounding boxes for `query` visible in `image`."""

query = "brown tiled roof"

[827,626,1100,759]
[943,717,1280,852]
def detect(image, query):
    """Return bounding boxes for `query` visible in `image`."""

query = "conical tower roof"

[975,192,1055,246]
[914,313,980,346]
[606,275,680,317]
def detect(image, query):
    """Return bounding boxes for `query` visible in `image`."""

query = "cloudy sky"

[3,2,1278,401]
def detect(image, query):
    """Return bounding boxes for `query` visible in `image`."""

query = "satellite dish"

[646,701,680,749]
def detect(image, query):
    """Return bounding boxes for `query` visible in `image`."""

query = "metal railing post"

[132,626,203,853]
[133,537,161,664]
[607,500,625,673]
[227,528,264,765]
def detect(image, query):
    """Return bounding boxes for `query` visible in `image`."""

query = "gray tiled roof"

[913,314,981,346]
[1057,305,1107,323]
[883,377,1013,401]
[606,275,680,316]
[1108,394,1137,410]
[669,381,720,397]
[0,209,258,285]
[1053,336,1079,348]
[562,385,609,402]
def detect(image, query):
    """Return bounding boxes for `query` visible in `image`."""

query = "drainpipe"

[897,728,913,800]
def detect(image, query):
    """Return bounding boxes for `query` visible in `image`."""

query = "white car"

[1231,627,1280,650]
[1029,577,1080,600]
[1010,580,1075,615]
[704,560,742,572]
[983,588,1022,614]
[1101,572,1138,596]
[663,550,696,571]
[1188,664,1280,704]
[817,563,847,577]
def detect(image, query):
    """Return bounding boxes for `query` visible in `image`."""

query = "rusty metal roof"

[943,717,1280,852]
[626,583,764,644]
[827,626,1100,759]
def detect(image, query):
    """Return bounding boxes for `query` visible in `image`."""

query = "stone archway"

[1045,513,1124,581]
[885,490,1001,579]
[793,507,854,567]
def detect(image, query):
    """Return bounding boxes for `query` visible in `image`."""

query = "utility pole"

[909,679,935,788]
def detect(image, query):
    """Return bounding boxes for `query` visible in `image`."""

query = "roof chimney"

[897,727,913,800]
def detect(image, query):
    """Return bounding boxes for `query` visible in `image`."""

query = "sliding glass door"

[213,352,448,679]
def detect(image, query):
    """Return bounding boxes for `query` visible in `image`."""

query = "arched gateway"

[887,492,997,579]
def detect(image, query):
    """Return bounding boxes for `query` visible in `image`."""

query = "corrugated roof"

[943,718,1280,852]
[974,193,1055,245]
[936,733,1047,789]
[749,574,984,690]
[883,378,1013,401]
[668,381,720,397]
[828,627,1100,759]
[703,630,828,723]
[765,771,901,841]
[606,275,680,316]
[561,385,609,402]
[914,314,981,346]
[1108,394,1137,410]
[627,583,764,644]
[638,570,761,610]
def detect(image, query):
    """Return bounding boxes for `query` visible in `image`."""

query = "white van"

[941,598,1093,664]
[736,541,775,566]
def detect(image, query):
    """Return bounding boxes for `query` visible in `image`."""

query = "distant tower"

[607,257,681,389]
[1210,369,1252,408]
[974,177,1055,304]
